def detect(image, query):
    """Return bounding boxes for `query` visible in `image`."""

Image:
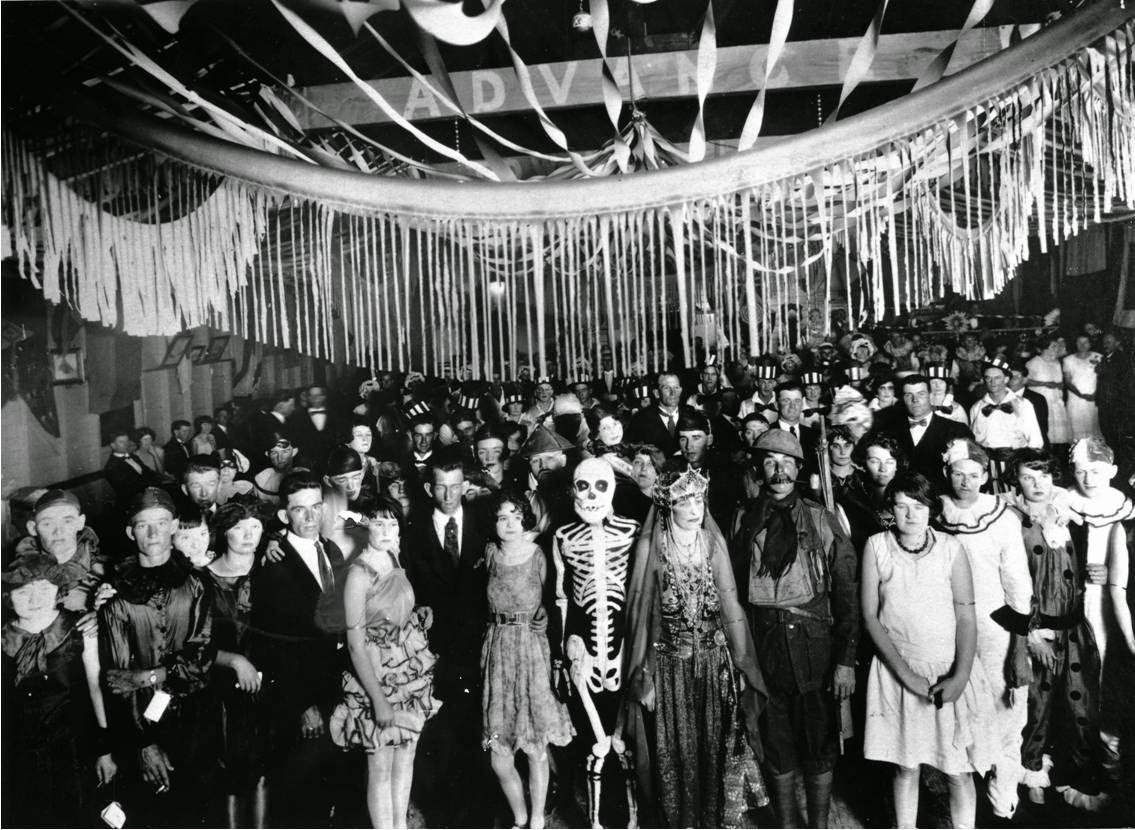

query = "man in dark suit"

[626,371,691,457]
[248,389,298,466]
[403,447,493,827]
[162,419,193,482]
[249,471,348,828]
[287,385,342,475]
[103,429,168,511]
[768,380,820,473]
[876,374,973,491]
[666,409,741,533]
[171,454,222,524]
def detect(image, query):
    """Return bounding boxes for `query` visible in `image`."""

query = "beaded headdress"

[653,467,709,508]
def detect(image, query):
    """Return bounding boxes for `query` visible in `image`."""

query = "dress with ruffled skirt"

[863,531,996,775]
[480,543,574,756]
[329,553,441,750]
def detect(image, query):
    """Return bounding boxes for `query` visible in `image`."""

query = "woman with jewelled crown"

[623,466,768,828]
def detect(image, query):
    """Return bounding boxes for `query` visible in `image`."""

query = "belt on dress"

[653,627,727,659]
[491,611,536,626]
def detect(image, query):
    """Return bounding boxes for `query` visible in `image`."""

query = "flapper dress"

[329,553,440,749]
[480,543,574,755]
[862,531,995,774]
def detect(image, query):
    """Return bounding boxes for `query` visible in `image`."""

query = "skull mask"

[573,457,615,525]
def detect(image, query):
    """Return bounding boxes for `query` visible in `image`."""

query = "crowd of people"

[3,322,1134,829]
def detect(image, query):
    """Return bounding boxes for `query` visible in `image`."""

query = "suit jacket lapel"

[279,537,322,596]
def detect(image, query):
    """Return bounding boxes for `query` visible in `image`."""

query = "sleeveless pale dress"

[330,552,441,749]
[1062,352,1102,439]
[863,531,995,774]
[1025,355,1070,443]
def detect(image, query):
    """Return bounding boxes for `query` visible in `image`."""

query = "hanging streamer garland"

[3,6,1133,377]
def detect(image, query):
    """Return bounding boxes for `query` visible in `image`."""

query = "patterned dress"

[1009,493,1101,792]
[650,532,765,828]
[481,543,574,756]
[329,552,440,749]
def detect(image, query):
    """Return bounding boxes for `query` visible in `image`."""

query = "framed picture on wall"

[188,345,206,364]
[51,348,84,385]
[154,332,193,369]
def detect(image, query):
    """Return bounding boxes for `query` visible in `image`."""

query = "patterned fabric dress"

[1010,493,1101,792]
[480,543,574,755]
[862,531,995,774]
[652,535,762,828]
[330,553,440,750]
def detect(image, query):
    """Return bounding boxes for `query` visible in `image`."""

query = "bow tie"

[802,407,827,418]
[759,402,778,413]
[981,402,1014,417]
[935,405,953,414]
[909,418,928,428]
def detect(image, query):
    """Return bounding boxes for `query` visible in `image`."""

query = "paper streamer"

[270,0,499,180]
[912,0,996,91]
[737,0,794,150]
[687,1,718,163]
[827,0,890,123]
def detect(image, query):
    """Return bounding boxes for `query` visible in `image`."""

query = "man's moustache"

[767,474,794,485]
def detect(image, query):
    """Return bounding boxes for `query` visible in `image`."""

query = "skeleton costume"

[552,458,640,828]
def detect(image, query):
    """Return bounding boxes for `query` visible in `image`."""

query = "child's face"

[29,504,85,559]
[174,525,211,567]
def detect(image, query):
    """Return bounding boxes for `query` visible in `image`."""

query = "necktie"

[789,425,797,437]
[909,418,928,428]
[444,517,460,564]
[666,413,676,436]
[981,402,1015,417]
[315,540,334,592]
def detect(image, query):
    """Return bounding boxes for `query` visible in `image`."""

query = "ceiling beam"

[295,25,1033,129]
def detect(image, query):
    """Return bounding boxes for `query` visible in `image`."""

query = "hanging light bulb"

[572,0,592,32]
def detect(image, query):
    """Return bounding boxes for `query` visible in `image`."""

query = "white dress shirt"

[907,411,935,446]
[968,390,1043,449]
[432,506,464,555]
[286,531,326,589]
[738,393,778,421]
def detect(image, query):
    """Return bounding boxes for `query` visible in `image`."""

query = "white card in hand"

[143,689,172,722]
[100,802,126,828]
